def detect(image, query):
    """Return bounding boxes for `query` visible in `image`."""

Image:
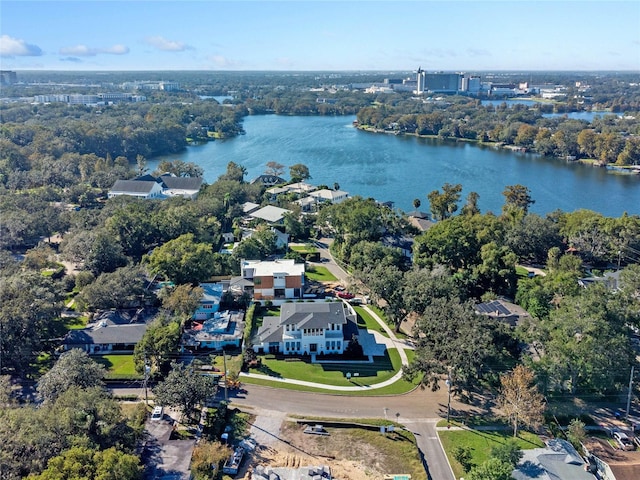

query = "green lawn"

[242,373,417,396]
[354,306,389,336]
[94,354,141,380]
[252,348,400,385]
[289,244,318,254]
[439,428,544,478]
[64,315,89,330]
[305,266,337,282]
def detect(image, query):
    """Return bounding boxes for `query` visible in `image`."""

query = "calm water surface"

[149,115,640,217]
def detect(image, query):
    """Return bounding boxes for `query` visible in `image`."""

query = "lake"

[149,115,640,217]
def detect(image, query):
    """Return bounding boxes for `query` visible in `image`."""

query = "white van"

[151,406,163,421]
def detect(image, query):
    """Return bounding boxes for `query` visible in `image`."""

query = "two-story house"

[241,259,305,304]
[253,301,353,355]
[193,283,223,320]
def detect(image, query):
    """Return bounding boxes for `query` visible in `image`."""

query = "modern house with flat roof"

[182,310,245,351]
[241,259,305,303]
[253,301,353,355]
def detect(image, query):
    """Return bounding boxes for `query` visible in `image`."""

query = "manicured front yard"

[439,427,545,479]
[94,354,141,380]
[305,265,337,282]
[251,348,402,386]
[355,306,389,336]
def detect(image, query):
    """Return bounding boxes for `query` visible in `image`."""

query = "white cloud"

[59,44,129,56]
[0,35,42,57]
[144,36,192,52]
[208,55,237,68]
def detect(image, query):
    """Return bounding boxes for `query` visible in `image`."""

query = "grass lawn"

[94,354,141,380]
[252,348,401,386]
[64,315,89,330]
[439,428,544,478]
[305,265,337,282]
[289,244,318,254]
[212,353,244,376]
[242,373,417,396]
[354,306,389,336]
[245,348,418,395]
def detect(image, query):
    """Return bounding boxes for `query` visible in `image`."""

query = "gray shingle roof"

[158,175,203,191]
[64,323,149,346]
[280,302,347,329]
[110,179,157,194]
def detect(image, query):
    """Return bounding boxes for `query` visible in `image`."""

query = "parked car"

[151,406,163,421]
[337,291,355,299]
[613,431,635,451]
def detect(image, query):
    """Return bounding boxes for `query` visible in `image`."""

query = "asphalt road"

[226,384,467,480]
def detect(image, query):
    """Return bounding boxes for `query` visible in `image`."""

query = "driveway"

[143,408,195,480]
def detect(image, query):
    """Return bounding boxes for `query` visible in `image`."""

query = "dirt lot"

[240,420,425,480]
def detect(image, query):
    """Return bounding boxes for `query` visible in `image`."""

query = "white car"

[151,406,163,421]
[613,431,635,451]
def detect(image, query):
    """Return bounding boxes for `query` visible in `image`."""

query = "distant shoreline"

[355,125,639,175]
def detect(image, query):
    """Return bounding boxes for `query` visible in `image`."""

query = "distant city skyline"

[1,1,639,72]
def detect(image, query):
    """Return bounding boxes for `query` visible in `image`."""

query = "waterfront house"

[250,174,287,187]
[253,301,354,355]
[108,174,203,199]
[308,188,349,205]
[108,177,163,199]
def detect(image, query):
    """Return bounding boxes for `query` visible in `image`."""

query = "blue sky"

[1,1,639,71]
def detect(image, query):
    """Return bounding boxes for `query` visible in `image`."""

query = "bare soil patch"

[241,421,424,480]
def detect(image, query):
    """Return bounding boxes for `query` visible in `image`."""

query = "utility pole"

[143,357,150,406]
[446,367,452,424]
[223,349,228,402]
[626,365,634,421]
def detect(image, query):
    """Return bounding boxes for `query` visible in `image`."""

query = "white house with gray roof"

[249,205,291,224]
[252,301,354,355]
[108,174,203,199]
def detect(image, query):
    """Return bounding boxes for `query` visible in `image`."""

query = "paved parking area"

[143,409,195,480]
[357,328,395,357]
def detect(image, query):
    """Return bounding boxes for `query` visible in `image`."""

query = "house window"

[296,342,301,350]
[336,341,341,350]
[326,341,330,350]
[331,341,335,349]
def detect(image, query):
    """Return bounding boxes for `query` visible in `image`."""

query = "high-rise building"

[416,67,425,94]
[0,70,18,85]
